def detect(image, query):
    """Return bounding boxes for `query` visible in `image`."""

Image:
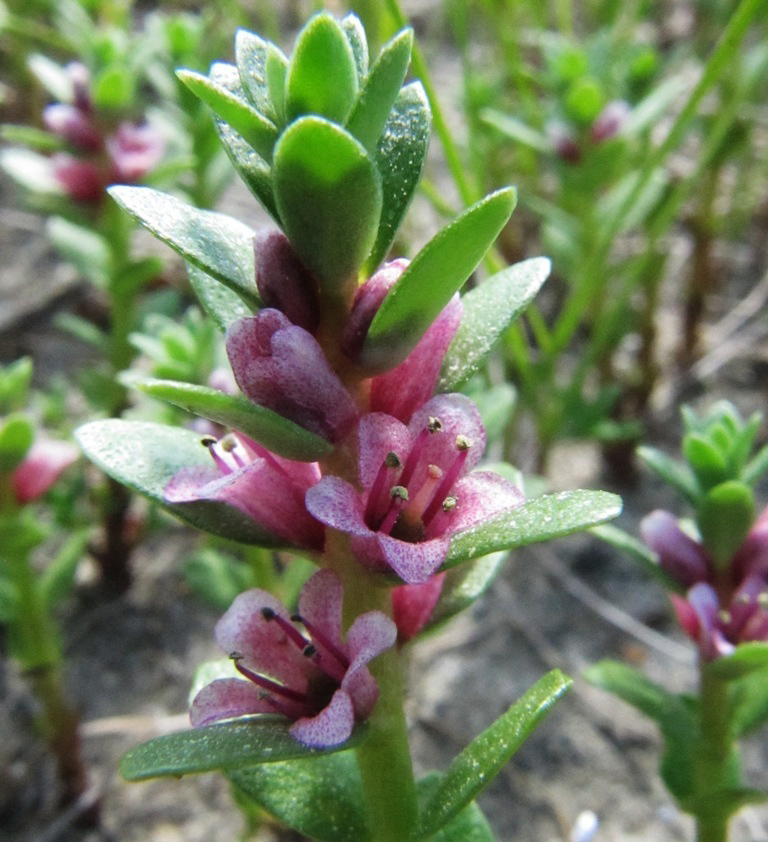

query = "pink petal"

[640,511,710,588]
[52,154,106,202]
[13,439,79,504]
[297,570,345,652]
[370,293,462,422]
[341,664,379,720]
[732,504,768,581]
[427,471,523,538]
[392,574,446,642]
[345,611,398,669]
[43,103,102,151]
[289,689,354,747]
[377,533,450,584]
[190,678,274,727]
[305,476,369,536]
[215,589,309,689]
[357,412,411,489]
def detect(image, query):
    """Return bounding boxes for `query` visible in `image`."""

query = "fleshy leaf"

[273,117,381,289]
[177,68,278,161]
[416,670,571,839]
[120,720,366,781]
[591,523,683,592]
[731,666,768,736]
[234,30,275,117]
[707,642,768,680]
[439,257,551,391]
[75,419,283,545]
[346,29,413,153]
[584,660,678,724]
[341,14,368,83]
[134,378,332,461]
[108,186,259,308]
[285,13,359,124]
[429,551,508,629]
[444,490,622,569]
[416,773,494,841]
[186,263,252,332]
[365,82,431,274]
[362,188,517,372]
[637,445,699,504]
[230,751,368,842]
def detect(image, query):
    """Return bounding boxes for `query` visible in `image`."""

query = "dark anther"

[229,651,243,661]
[200,435,217,448]
[261,607,276,620]
[290,614,303,624]
[428,416,443,433]
[303,644,317,658]
[385,451,402,469]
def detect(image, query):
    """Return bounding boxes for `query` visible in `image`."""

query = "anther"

[456,435,472,451]
[718,609,732,624]
[390,485,409,501]
[220,435,237,452]
[442,496,458,512]
[428,416,443,433]
[386,451,402,469]
[230,651,243,661]
[261,607,276,620]
[758,593,768,608]
[200,435,217,448]
[303,644,318,658]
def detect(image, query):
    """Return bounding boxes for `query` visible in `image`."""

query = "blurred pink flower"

[12,438,78,504]
[191,569,396,747]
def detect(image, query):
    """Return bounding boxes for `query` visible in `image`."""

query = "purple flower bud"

[226,310,358,442]
[42,104,102,152]
[590,100,630,144]
[51,154,107,203]
[392,573,445,642]
[254,230,320,333]
[12,438,79,504]
[107,123,165,183]
[547,121,581,164]
[640,510,710,588]
[66,62,92,114]
[190,570,397,747]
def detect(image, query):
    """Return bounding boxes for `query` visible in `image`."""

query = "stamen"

[364,452,402,528]
[718,609,732,624]
[379,487,409,535]
[399,419,443,489]
[421,438,472,527]
[200,435,217,447]
[232,656,307,703]
[292,615,350,670]
[261,606,312,651]
[406,465,443,519]
[303,644,318,658]
[758,593,768,608]
[203,436,235,475]
[442,496,458,512]
[428,416,443,433]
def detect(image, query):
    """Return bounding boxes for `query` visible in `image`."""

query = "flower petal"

[392,574,446,642]
[305,476,369,536]
[297,570,344,652]
[641,511,710,588]
[289,689,355,747]
[377,533,450,584]
[13,438,79,504]
[190,678,274,727]
[357,412,411,489]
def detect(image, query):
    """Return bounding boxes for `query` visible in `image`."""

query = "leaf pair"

[120,670,571,841]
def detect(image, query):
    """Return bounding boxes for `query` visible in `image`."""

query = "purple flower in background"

[226,310,358,442]
[106,123,165,183]
[165,431,324,550]
[12,438,79,504]
[306,394,523,584]
[190,570,397,747]
[672,577,768,661]
[590,100,630,144]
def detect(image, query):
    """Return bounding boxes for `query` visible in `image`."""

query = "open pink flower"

[673,576,768,661]
[165,431,324,550]
[306,394,523,584]
[12,438,79,504]
[226,310,358,442]
[190,569,397,747]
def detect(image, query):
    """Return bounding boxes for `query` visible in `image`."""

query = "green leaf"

[0,575,18,624]
[108,186,260,309]
[584,660,676,724]
[285,13,359,124]
[234,29,275,117]
[439,257,550,391]
[416,670,570,838]
[365,82,431,274]
[178,67,278,161]
[114,257,165,298]
[341,14,368,84]
[134,378,333,461]
[416,773,494,841]
[265,45,288,126]
[40,529,89,610]
[637,445,699,504]
[46,217,110,287]
[444,490,622,569]
[743,442,768,486]
[480,110,551,153]
[362,188,517,372]
[0,148,61,194]
[92,65,135,110]
[591,523,683,592]
[121,720,366,781]
[683,432,728,490]
[0,124,63,151]
[27,54,73,101]
[731,666,768,736]
[75,419,286,545]
[230,751,369,842]
[0,414,34,471]
[429,551,508,630]
[273,117,381,290]
[696,481,755,568]
[708,643,768,680]
[346,29,413,153]
[186,263,252,331]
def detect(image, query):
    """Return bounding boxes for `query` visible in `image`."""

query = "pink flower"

[165,431,324,550]
[392,574,446,642]
[226,310,358,442]
[190,569,397,747]
[590,100,630,144]
[306,394,523,584]
[51,154,107,203]
[43,103,102,152]
[106,122,165,183]
[12,438,79,504]
[672,576,768,661]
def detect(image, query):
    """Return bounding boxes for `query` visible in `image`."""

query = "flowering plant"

[590,402,768,842]
[76,14,620,839]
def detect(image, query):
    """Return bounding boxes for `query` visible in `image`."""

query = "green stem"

[693,666,734,842]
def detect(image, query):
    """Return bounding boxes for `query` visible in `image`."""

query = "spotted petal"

[190,678,275,727]
[289,688,355,747]
[377,533,450,584]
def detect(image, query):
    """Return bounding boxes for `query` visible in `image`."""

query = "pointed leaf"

[135,378,332,461]
[346,29,413,153]
[429,551,508,629]
[234,29,276,117]
[637,445,699,503]
[439,257,550,391]
[273,117,381,289]
[584,660,677,724]
[46,217,110,287]
[177,68,278,161]
[591,523,683,592]
[362,188,517,372]
[75,419,283,545]
[108,186,259,308]
[365,82,431,273]
[230,751,368,842]
[731,666,768,736]
[416,670,570,838]
[285,13,359,124]
[186,263,252,331]
[39,529,89,610]
[708,642,768,680]
[341,14,368,83]
[444,490,622,569]
[416,773,494,841]
[121,720,366,781]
